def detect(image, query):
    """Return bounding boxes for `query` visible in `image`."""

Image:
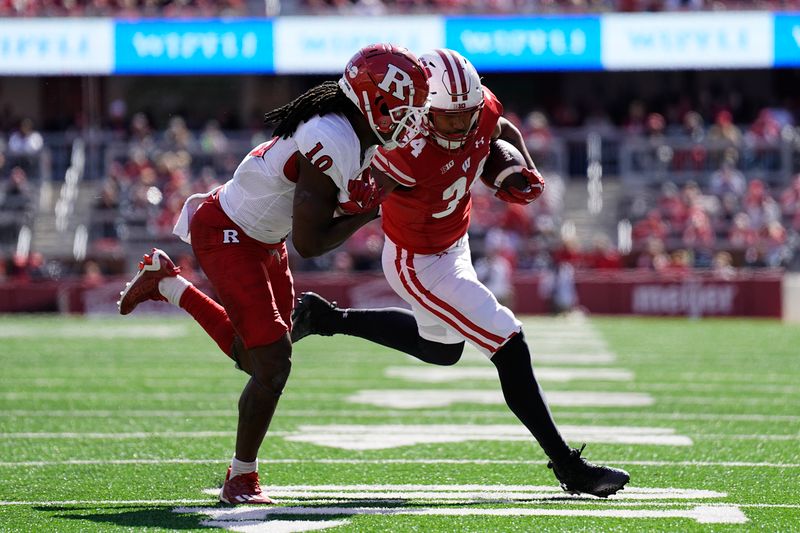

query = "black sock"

[492,332,571,463]
[318,307,462,365]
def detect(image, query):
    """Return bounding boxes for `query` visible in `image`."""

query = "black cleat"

[290,292,338,343]
[547,444,630,498]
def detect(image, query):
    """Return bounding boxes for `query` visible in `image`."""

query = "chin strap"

[495,167,546,205]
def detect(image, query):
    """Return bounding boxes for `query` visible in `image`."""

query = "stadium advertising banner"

[114,19,274,74]
[0,19,113,75]
[273,16,444,73]
[601,12,773,70]
[445,16,602,71]
[774,13,800,67]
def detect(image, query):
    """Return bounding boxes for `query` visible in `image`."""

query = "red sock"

[179,285,236,359]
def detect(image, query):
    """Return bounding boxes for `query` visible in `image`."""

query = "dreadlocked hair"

[264,81,357,139]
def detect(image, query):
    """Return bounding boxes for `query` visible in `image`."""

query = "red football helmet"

[338,44,430,150]
[420,48,484,151]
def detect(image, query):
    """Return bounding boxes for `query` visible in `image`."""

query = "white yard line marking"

[0,459,232,466]
[545,411,800,423]
[0,324,189,338]
[461,350,618,364]
[201,519,346,532]
[662,396,800,406]
[1,459,798,468]
[207,519,344,533]
[4,381,797,394]
[385,366,634,383]
[0,499,212,506]
[178,504,748,525]
[0,498,793,510]
[201,484,725,500]
[284,424,691,449]
[0,431,236,439]
[624,383,800,395]
[1,409,797,423]
[0,423,692,446]
[0,410,236,418]
[6,428,791,443]
[0,392,241,400]
[693,434,800,441]
[347,390,654,409]
[671,372,800,384]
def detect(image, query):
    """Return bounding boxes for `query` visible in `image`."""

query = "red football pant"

[188,195,294,350]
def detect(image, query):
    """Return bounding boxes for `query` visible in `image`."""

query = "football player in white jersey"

[117,44,430,505]
[291,49,630,498]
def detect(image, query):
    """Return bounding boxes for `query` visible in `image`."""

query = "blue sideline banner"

[273,16,444,73]
[114,19,274,74]
[0,19,114,75]
[602,12,773,70]
[774,13,800,66]
[445,16,602,71]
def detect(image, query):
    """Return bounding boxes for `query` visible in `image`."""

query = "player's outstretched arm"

[292,154,379,258]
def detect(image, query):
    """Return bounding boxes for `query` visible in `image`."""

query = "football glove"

[494,167,545,205]
[338,171,386,214]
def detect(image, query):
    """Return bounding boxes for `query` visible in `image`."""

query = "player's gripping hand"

[338,170,386,215]
[495,167,545,205]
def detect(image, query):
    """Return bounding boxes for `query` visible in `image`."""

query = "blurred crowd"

[625,173,799,271]
[0,0,797,16]
[0,0,250,17]
[1,83,799,285]
[300,0,800,15]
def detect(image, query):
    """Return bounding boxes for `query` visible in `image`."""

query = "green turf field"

[1,314,798,531]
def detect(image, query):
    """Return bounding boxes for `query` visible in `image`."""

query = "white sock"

[230,456,257,478]
[158,275,191,307]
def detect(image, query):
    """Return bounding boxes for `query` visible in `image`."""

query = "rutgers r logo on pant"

[223,229,239,243]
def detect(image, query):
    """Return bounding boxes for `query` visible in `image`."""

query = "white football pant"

[382,234,522,357]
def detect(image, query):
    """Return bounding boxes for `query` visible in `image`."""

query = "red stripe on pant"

[394,245,500,353]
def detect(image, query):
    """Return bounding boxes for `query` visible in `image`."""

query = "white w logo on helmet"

[378,63,414,102]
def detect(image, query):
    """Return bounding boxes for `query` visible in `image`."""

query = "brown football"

[480,139,528,191]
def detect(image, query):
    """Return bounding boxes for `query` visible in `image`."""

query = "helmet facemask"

[367,93,430,151]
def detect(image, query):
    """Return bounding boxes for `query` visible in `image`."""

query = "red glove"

[494,167,545,205]
[338,170,386,214]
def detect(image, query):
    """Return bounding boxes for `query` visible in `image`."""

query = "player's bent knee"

[247,336,293,396]
[419,338,464,366]
[230,336,251,373]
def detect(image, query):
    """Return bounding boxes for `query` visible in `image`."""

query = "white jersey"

[218,113,376,244]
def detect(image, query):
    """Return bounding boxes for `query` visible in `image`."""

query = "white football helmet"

[419,49,484,150]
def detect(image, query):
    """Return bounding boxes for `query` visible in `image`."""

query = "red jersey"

[373,87,503,254]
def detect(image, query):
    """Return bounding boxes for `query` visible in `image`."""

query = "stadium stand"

[3,100,796,283]
[1,0,798,17]
[0,1,798,296]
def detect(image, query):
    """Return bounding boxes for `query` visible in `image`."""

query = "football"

[480,138,529,191]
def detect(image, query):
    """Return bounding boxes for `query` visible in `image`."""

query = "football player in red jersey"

[117,44,430,505]
[292,49,630,497]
